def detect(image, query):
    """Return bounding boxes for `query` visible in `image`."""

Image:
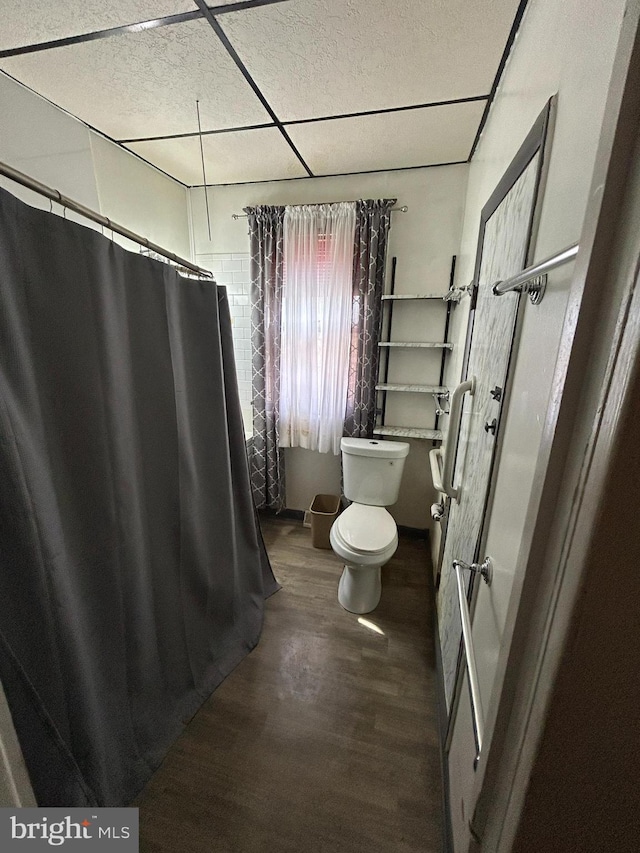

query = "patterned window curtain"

[246,205,286,511]
[343,198,396,437]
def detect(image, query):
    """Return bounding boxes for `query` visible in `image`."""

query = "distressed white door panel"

[438,152,541,709]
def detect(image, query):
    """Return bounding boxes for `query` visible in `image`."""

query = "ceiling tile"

[286,102,485,175]
[221,0,520,121]
[127,127,308,184]
[0,19,271,139]
[0,1,196,51]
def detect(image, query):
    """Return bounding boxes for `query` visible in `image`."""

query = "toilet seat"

[333,504,397,556]
[331,504,398,612]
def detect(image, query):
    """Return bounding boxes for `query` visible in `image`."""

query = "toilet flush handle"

[430,502,445,522]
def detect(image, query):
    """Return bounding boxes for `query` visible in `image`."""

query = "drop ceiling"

[0,0,526,186]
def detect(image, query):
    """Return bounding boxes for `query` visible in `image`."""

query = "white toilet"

[330,437,410,614]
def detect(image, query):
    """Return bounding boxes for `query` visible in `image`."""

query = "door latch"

[490,385,502,401]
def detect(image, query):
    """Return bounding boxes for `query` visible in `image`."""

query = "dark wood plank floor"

[136,517,442,852]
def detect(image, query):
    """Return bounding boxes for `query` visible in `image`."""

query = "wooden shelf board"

[373,426,443,441]
[378,341,453,349]
[382,294,446,300]
[375,383,448,394]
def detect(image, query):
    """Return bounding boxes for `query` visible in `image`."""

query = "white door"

[438,147,544,711]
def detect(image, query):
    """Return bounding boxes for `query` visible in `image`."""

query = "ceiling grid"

[0,0,527,186]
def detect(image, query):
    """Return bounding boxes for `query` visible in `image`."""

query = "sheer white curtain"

[279,202,356,454]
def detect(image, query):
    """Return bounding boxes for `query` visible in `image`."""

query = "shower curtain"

[0,186,278,807]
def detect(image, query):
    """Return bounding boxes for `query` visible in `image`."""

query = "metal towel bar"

[492,242,579,303]
[452,557,492,769]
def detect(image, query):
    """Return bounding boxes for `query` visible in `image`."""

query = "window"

[279,203,356,454]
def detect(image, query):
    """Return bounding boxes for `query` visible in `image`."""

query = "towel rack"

[492,242,579,304]
[452,556,492,769]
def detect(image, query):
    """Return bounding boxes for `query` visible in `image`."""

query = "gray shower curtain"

[0,186,278,807]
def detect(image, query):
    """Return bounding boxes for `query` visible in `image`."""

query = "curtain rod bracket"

[525,274,547,304]
[493,272,547,304]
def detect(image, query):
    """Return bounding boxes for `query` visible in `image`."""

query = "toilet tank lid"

[341,437,410,459]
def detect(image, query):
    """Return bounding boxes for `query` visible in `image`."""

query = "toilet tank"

[341,438,410,506]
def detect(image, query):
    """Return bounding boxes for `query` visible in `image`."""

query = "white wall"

[0,72,100,214]
[0,72,190,257]
[444,0,628,847]
[197,250,253,419]
[190,165,468,528]
[91,134,190,259]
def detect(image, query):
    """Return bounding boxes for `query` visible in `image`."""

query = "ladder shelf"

[375,256,458,442]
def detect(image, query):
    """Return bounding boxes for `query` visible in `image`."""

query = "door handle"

[441,377,476,501]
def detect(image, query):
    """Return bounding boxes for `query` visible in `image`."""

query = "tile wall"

[196,251,253,433]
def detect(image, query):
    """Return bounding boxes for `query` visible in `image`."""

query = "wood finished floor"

[136,517,442,852]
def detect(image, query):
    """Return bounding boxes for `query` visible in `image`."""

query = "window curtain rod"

[231,204,408,220]
[0,159,214,279]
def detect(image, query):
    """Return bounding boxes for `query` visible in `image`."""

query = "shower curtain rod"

[0,159,214,279]
[231,204,408,220]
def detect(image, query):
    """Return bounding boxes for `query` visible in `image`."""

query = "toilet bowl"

[330,437,410,614]
[330,504,398,613]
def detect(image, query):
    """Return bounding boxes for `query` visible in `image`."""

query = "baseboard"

[258,507,305,522]
[259,509,429,539]
[397,524,430,540]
